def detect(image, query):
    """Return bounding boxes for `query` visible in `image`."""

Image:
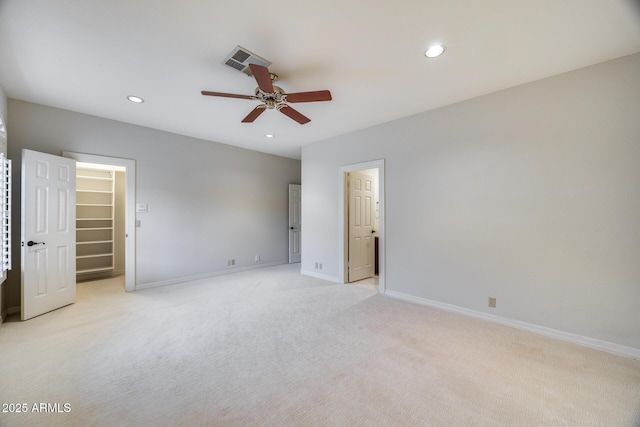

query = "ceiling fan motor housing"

[256,86,285,109]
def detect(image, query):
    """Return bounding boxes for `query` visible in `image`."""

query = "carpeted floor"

[0,264,639,426]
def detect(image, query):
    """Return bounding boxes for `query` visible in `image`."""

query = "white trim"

[1,153,11,273]
[300,269,340,283]
[385,289,640,360]
[338,159,385,293]
[136,261,288,291]
[63,151,136,292]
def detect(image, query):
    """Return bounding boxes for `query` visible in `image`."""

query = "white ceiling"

[1,1,639,159]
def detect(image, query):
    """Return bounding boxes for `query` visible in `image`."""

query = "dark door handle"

[371,230,376,234]
[27,241,45,247]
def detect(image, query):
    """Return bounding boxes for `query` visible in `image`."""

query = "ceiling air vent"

[222,45,271,77]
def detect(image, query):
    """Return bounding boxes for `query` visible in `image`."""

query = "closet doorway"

[63,152,136,292]
[75,163,124,282]
[338,159,385,293]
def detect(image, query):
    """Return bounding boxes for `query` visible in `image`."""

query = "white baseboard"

[300,269,340,283]
[384,290,640,360]
[135,261,288,291]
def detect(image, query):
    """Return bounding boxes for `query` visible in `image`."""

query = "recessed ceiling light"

[425,44,446,58]
[265,134,274,138]
[127,95,144,103]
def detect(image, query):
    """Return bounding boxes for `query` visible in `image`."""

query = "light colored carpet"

[0,264,639,426]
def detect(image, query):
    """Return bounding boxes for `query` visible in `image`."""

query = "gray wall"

[301,53,640,350]
[6,100,300,308]
[0,85,6,126]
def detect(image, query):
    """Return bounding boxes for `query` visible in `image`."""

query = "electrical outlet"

[319,263,323,270]
[255,255,260,262]
[231,259,235,266]
[315,262,319,269]
[488,297,496,308]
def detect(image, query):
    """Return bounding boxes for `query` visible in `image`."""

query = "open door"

[348,171,375,282]
[21,149,76,320]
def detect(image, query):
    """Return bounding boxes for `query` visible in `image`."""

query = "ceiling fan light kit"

[202,47,332,125]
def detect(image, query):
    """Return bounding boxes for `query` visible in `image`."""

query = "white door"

[21,149,76,320]
[348,171,375,282]
[288,184,301,263]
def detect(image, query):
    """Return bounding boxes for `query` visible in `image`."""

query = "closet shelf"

[77,267,114,274]
[77,175,112,181]
[76,166,115,278]
[77,253,113,259]
[77,227,113,231]
[77,240,112,245]
[77,189,113,194]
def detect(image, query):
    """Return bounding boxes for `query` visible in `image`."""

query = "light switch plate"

[136,203,148,213]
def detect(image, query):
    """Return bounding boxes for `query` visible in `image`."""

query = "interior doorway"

[339,160,385,293]
[75,162,125,284]
[63,152,136,292]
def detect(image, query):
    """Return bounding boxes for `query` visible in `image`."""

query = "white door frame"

[63,151,136,292]
[338,159,385,293]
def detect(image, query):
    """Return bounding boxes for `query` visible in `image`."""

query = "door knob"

[27,241,46,247]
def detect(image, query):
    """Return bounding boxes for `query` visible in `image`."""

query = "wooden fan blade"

[242,106,266,123]
[201,91,253,100]
[285,90,332,103]
[248,63,274,93]
[280,105,311,124]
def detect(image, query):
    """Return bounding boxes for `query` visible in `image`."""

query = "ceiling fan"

[201,63,332,125]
